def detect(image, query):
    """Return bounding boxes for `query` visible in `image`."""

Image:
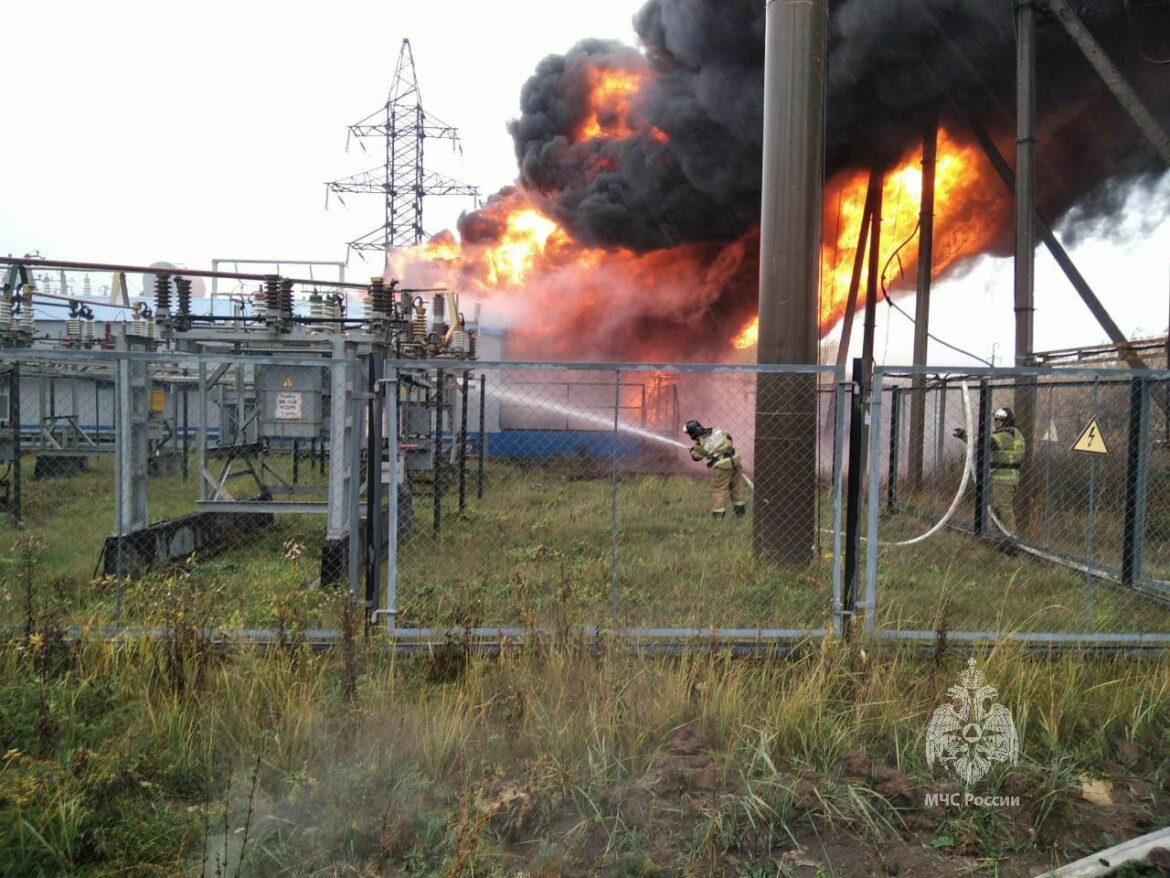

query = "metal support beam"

[909,119,938,490]
[861,167,884,381]
[835,177,878,369]
[1015,0,1037,369]
[1044,0,1170,166]
[969,124,1143,367]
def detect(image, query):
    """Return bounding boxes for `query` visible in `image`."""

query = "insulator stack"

[83,275,92,296]
[399,290,413,322]
[309,292,325,319]
[326,295,342,320]
[362,294,374,322]
[431,293,447,340]
[279,279,294,314]
[154,273,171,316]
[254,289,267,319]
[264,276,281,316]
[448,330,466,354]
[66,316,81,344]
[370,277,388,315]
[21,285,35,334]
[0,289,11,334]
[83,318,96,346]
[176,277,192,316]
[412,299,427,343]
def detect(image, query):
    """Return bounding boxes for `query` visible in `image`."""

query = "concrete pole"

[1015,0,1039,533]
[753,0,829,565]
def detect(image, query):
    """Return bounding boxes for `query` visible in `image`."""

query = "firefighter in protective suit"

[684,420,747,519]
[953,406,1026,535]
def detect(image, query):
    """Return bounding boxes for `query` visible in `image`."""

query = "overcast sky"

[2,0,1167,365]
[0,0,641,274]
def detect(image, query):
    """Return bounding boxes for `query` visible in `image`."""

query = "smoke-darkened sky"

[502,0,1170,255]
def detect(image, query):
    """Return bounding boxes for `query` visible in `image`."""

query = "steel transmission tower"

[326,39,479,261]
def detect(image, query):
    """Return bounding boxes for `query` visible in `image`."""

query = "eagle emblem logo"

[926,658,1019,785]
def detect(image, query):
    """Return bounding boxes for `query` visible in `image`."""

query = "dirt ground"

[475,728,1170,878]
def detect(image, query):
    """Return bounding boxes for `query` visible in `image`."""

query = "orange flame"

[577,68,645,141]
[388,126,1008,362]
[733,320,757,350]
[484,209,561,286]
[732,128,1007,349]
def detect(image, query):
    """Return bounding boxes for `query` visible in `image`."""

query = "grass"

[1,606,1169,875]
[4,447,1170,872]
[4,453,1170,639]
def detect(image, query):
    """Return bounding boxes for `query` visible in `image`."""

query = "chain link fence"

[4,349,1170,646]
[868,365,1170,644]
[388,363,842,637]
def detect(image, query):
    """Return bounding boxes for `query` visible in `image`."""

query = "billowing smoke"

[505,0,1170,254]
[398,0,1170,363]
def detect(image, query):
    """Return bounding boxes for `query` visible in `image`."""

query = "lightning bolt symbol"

[1089,426,1097,444]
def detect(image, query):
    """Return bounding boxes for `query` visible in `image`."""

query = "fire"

[485,209,560,286]
[818,129,1006,331]
[733,319,757,350]
[732,128,1007,350]
[576,68,645,141]
[387,128,1007,363]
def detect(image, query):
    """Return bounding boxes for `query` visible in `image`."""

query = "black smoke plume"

[500,0,1170,255]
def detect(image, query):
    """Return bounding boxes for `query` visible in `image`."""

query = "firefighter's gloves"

[952,427,967,441]
[706,459,714,468]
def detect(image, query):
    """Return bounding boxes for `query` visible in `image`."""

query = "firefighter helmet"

[993,406,1014,427]
[683,420,706,440]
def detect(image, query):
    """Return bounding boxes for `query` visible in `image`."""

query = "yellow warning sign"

[281,376,294,388]
[1072,418,1108,455]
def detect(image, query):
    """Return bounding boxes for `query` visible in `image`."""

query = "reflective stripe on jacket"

[990,426,1026,484]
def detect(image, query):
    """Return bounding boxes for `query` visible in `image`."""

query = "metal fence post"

[1122,376,1150,586]
[365,354,384,605]
[459,370,469,512]
[843,358,865,639]
[181,377,189,482]
[864,369,885,634]
[384,369,400,632]
[1085,377,1100,631]
[8,362,21,525]
[831,370,848,638]
[433,368,444,535]
[888,385,901,512]
[609,367,621,623]
[477,373,486,500]
[935,376,948,511]
[974,380,991,536]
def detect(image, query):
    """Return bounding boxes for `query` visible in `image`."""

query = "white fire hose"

[885,380,975,547]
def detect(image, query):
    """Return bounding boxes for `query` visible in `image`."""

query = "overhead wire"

[874,217,995,365]
[1124,0,1170,63]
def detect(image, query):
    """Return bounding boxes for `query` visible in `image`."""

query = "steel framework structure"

[326,39,479,260]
